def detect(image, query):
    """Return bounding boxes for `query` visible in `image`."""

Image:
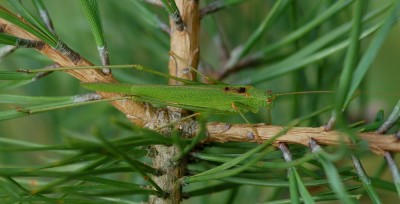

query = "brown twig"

[217,53,264,80]
[206,123,400,155]
[200,1,225,18]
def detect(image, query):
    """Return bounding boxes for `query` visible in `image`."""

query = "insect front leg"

[231,102,263,144]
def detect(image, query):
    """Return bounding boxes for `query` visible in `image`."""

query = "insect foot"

[248,126,263,144]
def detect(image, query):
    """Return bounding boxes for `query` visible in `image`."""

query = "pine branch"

[0,11,153,127]
[148,1,200,203]
[206,123,400,155]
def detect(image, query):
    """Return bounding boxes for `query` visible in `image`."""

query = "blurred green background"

[0,0,399,203]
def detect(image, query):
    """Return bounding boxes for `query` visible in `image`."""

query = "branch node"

[171,10,185,31]
[55,41,81,64]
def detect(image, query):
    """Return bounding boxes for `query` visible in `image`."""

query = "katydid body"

[81,83,276,113]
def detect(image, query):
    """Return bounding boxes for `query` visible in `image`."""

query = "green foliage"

[80,0,105,47]
[0,0,399,203]
[1,1,58,47]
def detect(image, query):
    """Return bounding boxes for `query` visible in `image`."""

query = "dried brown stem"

[206,123,400,155]
[168,2,199,84]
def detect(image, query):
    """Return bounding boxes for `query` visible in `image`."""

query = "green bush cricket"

[21,63,279,115]
[81,83,278,142]
[80,82,331,112]
[80,83,276,114]
[20,64,332,142]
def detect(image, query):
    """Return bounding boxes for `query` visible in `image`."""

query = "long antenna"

[276,90,335,96]
[276,90,400,97]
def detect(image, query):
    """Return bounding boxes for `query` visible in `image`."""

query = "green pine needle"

[0,3,57,47]
[80,0,105,47]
